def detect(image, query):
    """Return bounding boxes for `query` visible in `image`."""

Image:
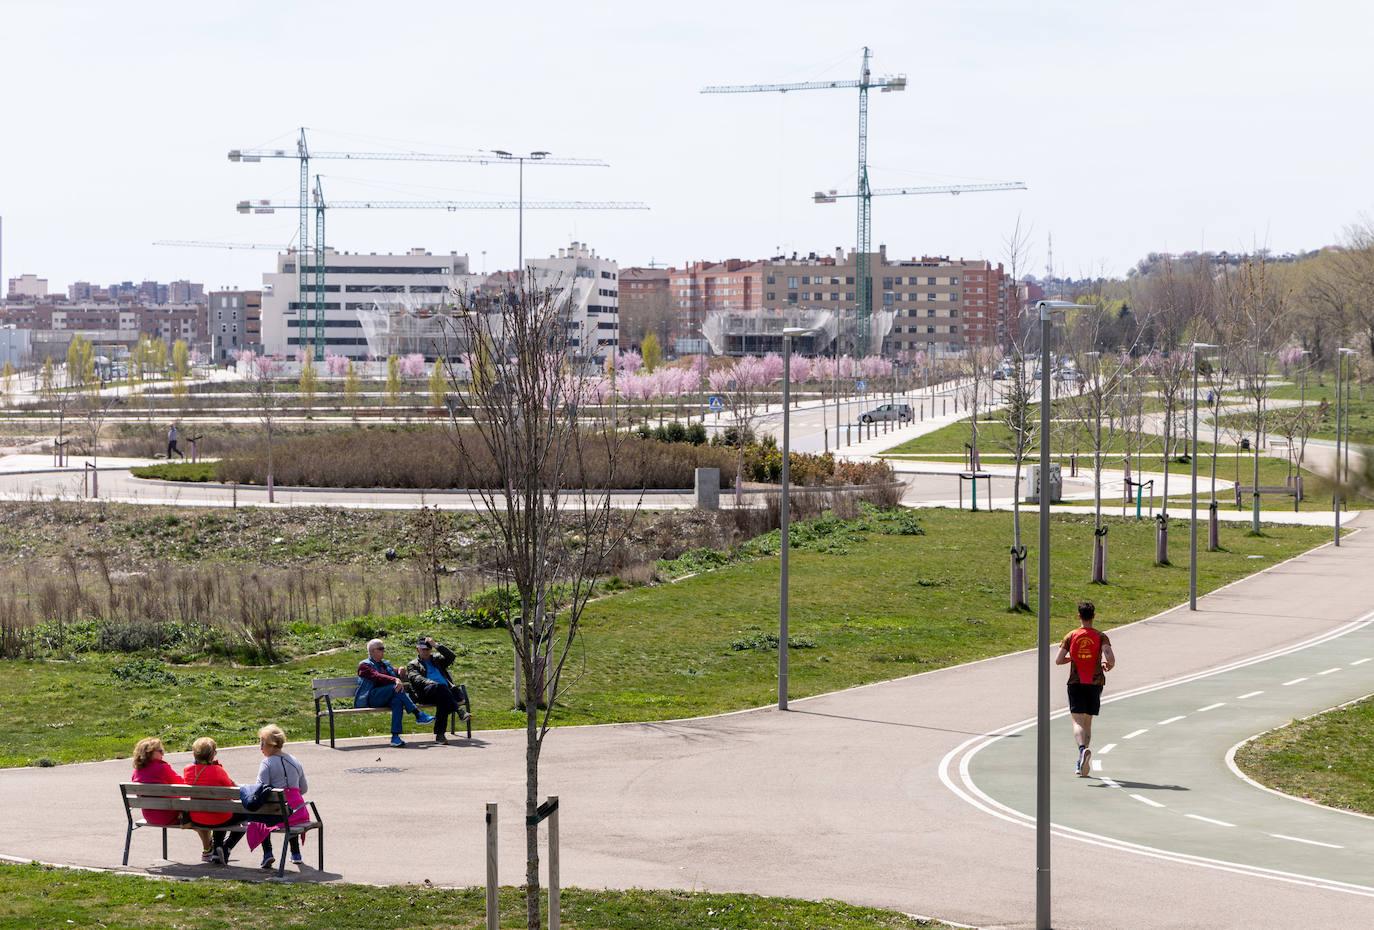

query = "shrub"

[685,422,708,445]
[110,657,179,687]
[728,628,818,651]
[215,427,739,490]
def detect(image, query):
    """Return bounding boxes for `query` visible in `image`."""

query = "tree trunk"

[525,628,542,930]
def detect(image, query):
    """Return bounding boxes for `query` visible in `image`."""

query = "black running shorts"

[1067,682,1103,715]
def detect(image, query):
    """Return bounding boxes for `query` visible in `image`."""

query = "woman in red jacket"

[130,737,183,829]
[183,737,237,865]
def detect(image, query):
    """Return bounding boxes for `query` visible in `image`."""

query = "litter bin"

[1025,463,1063,504]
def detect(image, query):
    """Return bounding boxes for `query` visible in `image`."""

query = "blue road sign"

[708,394,725,411]
[855,379,867,393]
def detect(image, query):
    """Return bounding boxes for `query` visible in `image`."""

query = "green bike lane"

[955,610,1374,896]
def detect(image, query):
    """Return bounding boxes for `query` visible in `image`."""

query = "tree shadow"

[1094,779,1190,791]
[790,708,1010,738]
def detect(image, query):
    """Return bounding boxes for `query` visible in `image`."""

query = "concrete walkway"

[2,518,1372,928]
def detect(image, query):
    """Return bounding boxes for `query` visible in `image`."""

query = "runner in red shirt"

[1054,600,1116,777]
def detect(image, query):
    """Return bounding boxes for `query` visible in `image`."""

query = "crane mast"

[703,47,906,356]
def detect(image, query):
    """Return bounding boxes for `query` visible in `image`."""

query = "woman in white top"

[218,724,309,870]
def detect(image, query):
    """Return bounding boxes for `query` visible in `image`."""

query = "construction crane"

[703,47,906,354]
[229,128,611,359]
[152,240,297,250]
[239,177,649,359]
[813,181,1028,202]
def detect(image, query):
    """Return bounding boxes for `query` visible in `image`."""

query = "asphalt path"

[2,520,1373,927]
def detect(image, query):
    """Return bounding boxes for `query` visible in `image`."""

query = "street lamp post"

[1033,300,1073,930]
[1189,343,1218,611]
[1335,348,1355,546]
[779,326,814,710]
[491,150,549,276]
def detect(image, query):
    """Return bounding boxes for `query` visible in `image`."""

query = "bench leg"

[329,710,336,749]
[315,712,321,745]
[317,823,325,871]
[122,825,133,866]
[161,828,168,860]
[277,835,288,878]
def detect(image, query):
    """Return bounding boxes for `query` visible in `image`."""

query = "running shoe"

[1078,748,1092,778]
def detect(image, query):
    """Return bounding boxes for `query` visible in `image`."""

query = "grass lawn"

[131,462,219,482]
[0,509,1330,768]
[1233,695,1374,817]
[0,862,946,930]
[1225,381,1374,446]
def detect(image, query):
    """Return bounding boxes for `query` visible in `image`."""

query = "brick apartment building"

[617,267,670,351]
[0,301,208,361]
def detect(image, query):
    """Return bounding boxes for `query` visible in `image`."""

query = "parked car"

[1055,367,1083,384]
[860,403,914,424]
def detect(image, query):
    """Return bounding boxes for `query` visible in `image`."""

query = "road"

[2,519,1372,927]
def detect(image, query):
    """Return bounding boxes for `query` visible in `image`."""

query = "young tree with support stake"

[1065,307,1138,583]
[1222,258,1290,533]
[1148,350,1192,564]
[438,276,632,930]
[995,336,1039,609]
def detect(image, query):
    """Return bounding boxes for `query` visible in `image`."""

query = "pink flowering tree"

[325,352,349,378]
[400,353,427,379]
[247,354,284,502]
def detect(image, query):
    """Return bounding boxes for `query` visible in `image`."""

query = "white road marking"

[1352,658,1372,666]
[1186,814,1235,827]
[1100,776,1121,789]
[1318,667,1341,676]
[1130,793,1165,808]
[1091,759,1102,772]
[1098,743,1117,755]
[1282,677,1308,686]
[1196,702,1226,712]
[1270,833,1344,850]
[1238,690,1264,699]
[1158,715,1187,726]
[1123,728,1148,739]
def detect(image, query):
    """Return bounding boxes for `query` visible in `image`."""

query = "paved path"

[2,519,1373,927]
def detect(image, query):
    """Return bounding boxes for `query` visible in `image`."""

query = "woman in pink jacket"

[130,737,183,827]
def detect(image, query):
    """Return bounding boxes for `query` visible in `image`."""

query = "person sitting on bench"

[356,638,433,748]
[404,636,464,744]
[130,738,183,829]
[183,737,237,864]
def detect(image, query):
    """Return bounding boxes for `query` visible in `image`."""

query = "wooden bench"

[312,677,473,748]
[1234,484,1301,512]
[119,783,323,878]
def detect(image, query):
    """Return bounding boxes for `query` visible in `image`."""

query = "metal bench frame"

[312,676,473,748]
[119,782,323,879]
[1234,484,1301,513]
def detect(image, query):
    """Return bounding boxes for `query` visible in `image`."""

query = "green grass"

[1220,385,1374,445]
[0,509,1329,768]
[0,862,946,930]
[130,462,219,482]
[1234,695,1374,817]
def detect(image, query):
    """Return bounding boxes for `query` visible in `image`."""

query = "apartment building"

[0,301,207,360]
[208,289,262,362]
[617,267,670,351]
[260,248,469,358]
[668,260,764,354]
[525,240,620,366]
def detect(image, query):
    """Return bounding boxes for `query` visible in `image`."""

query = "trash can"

[1025,464,1063,504]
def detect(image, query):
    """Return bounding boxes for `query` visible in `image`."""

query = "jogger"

[1055,600,1116,777]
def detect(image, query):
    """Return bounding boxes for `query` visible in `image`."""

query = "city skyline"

[2,0,1370,291]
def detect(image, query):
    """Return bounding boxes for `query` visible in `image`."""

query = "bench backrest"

[119,783,289,818]
[313,676,359,700]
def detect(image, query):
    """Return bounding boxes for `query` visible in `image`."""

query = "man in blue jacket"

[356,638,433,748]
[404,636,470,744]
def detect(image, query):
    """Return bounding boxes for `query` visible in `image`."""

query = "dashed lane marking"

[1282,677,1308,686]
[1352,658,1372,666]
[1130,794,1165,808]
[1186,814,1236,827]
[1197,702,1226,712]
[1158,715,1187,726]
[1098,742,1117,755]
[1091,759,1102,772]
[1123,728,1148,739]
[1318,667,1342,675]
[1271,833,1345,850]
[1238,690,1264,699]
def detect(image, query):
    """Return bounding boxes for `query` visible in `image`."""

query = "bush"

[214,427,739,490]
[110,657,178,687]
[728,628,818,651]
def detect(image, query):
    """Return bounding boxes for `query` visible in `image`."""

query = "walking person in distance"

[1055,600,1116,777]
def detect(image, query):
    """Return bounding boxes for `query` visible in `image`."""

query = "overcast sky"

[2,0,1371,292]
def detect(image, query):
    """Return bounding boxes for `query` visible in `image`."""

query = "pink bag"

[245,788,310,851]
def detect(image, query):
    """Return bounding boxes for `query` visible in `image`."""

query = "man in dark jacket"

[404,637,469,744]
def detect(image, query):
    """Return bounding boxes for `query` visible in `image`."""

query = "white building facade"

[526,240,618,367]
[260,248,469,359]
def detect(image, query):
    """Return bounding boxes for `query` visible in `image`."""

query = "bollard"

[485,803,498,930]
[694,468,720,511]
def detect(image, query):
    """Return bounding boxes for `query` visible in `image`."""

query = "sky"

[2,0,1371,293]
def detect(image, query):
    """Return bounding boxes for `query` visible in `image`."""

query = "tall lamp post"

[1033,300,1074,930]
[1189,343,1218,610]
[779,326,815,710]
[1335,348,1356,546]
[491,150,548,275]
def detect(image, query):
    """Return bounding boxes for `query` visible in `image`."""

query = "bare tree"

[994,333,1038,608]
[1064,306,1138,583]
[244,353,283,503]
[439,276,631,930]
[960,345,1001,470]
[1329,219,1374,358]
[1220,258,1290,532]
[1147,350,1191,564]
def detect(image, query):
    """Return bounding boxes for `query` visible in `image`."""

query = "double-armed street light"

[778,326,816,711]
[1189,343,1219,610]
